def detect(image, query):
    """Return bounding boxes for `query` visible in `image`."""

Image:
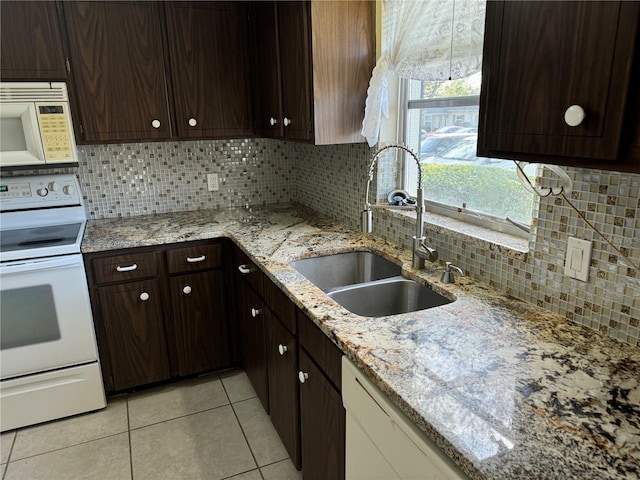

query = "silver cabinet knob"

[37,187,48,197]
[564,105,585,127]
[278,344,288,355]
[151,119,161,129]
[251,307,261,318]
[269,117,277,126]
[139,292,150,301]
[298,371,308,384]
[188,117,197,127]
[183,285,192,295]
[283,117,291,127]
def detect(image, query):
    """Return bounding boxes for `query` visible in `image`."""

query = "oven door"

[0,254,99,380]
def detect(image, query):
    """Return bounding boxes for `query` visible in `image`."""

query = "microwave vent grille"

[0,82,68,102]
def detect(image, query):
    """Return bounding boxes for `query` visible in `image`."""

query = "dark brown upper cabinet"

[63,1,172,143]
[62,1,253,144]
[478,1,640,172]
[0,1,67,80]
[164,2,253,139]
[252,1,375,145]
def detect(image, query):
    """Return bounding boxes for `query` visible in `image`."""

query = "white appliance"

[342,357,469,480]
[0,82,78,168]
[0,174,106,432]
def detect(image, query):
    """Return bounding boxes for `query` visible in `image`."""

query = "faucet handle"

[441,262,464,284]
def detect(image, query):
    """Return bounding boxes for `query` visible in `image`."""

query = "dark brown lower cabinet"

[96,279,170,391]
[86,240,231,392]
[266,308,301,469]
[167,270,229,376]
[298,348,345,480]
[237,278,270,412]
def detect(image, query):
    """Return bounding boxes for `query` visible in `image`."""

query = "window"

[402,76,537,233]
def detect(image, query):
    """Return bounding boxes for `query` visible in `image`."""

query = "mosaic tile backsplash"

[2,138,638,347]
[293,143,640,347]
[74,139,295,218]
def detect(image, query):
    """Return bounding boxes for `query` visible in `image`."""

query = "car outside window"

[403,77,536,230]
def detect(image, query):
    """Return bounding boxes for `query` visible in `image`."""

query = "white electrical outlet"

[207,173,219,192]
[564,237,592,282]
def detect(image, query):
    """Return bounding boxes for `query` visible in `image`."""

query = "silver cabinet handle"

[278,344,288,355]
[238,264,255,274]
[139,292,150,301]
[269,117,277,126]
[186,255,206,263]
[251,307,261,318]
[283,117,291,127]
[116,264,138,272]
[151,119,161,129]
[183,285,192,295]
[188,117,197,127]
[298,371,308,384]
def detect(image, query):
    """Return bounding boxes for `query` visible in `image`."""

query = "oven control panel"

[0,174,82,211]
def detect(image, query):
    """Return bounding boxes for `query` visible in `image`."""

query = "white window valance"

[362,0,486,146]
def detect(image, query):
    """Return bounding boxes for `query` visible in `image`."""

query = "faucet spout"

[362,144,438,269]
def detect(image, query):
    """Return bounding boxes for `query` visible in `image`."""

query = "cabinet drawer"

[298,310,342,390]
[92,252,157,284]
[234,246,264,296]
[264,279,297,334]
[166,243,222,274]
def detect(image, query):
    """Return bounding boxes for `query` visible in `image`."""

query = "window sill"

[378,206,530,261]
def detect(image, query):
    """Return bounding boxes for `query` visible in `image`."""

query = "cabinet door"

[479,1,640,161]
[97,279,170,391]
[0,1,67,80]
[266,309,301,469]
[165,1,253,139]
[63,1,172,142]
[168,271,230,376]
[238,279,269,412]
[310,1,375,145]
[252,1,283,138]
[278,1,313,141]
[299,349,345,480]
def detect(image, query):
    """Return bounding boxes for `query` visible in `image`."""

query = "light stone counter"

[83,204,640,480]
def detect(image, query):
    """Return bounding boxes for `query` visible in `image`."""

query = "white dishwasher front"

[342,357,469,480]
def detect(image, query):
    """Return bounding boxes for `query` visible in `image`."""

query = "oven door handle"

[0,255,82,275]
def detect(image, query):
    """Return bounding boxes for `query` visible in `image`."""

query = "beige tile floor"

[0,370,303,480]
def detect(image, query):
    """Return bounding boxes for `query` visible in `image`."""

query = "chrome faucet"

[361,144,438,269]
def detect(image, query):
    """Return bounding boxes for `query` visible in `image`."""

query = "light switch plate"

[564,237,592,282]
[207,173,219,192]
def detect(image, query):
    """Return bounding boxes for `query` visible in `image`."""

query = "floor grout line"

[1,370,297,480]
[227,401,263,478]
[126,396,134,480]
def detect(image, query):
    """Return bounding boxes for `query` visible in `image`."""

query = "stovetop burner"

[1,223,83,252]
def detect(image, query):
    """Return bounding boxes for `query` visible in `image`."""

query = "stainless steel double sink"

[290,252,452,317]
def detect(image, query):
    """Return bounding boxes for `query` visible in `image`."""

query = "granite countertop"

[83,205,640,480]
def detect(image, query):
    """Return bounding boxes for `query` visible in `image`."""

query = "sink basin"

[290,251,401,292]
[328,277,452,317]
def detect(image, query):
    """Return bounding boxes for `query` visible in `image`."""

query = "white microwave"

[0,82,78,168]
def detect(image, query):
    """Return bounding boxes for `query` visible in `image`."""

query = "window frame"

[399,78,534,238]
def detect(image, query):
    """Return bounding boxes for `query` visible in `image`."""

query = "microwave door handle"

[0,256,82,275]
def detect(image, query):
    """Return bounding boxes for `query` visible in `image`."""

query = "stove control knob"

[63,185,75,195]
[48,182,59,192]
[37,187,49,197]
